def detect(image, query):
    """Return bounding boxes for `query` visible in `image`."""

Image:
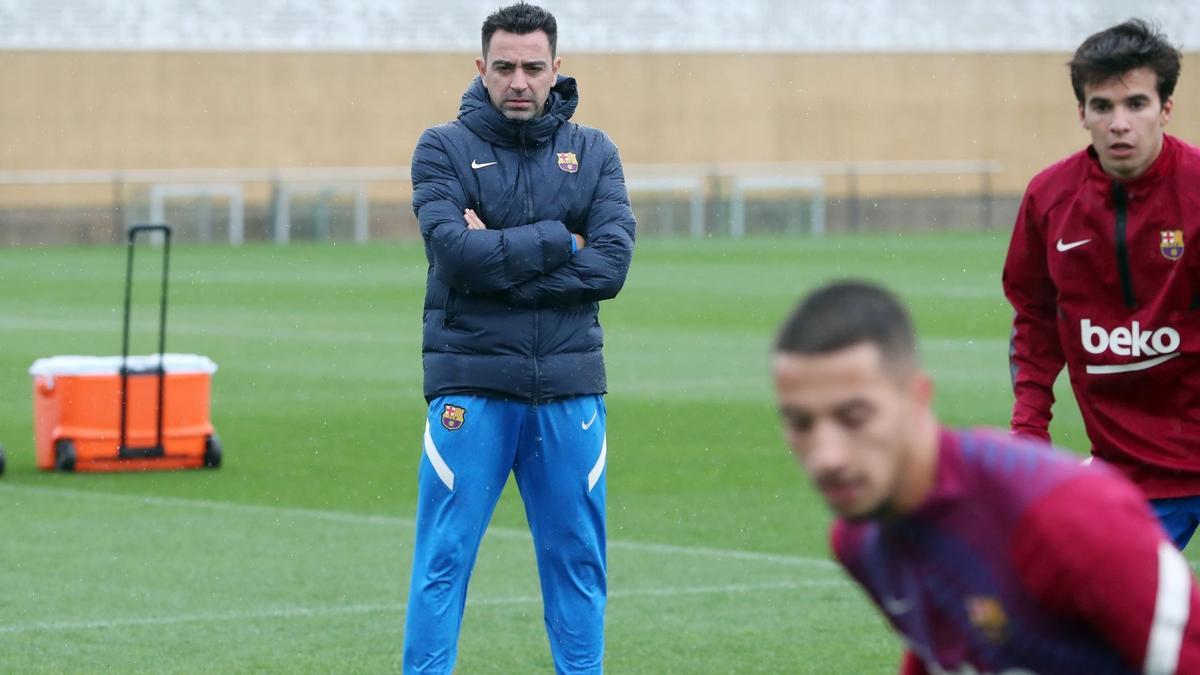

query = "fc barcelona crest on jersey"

[965,596,1009,644]
[556,152,579,173]
[1161,229,1185,260]
[441,404,466,431]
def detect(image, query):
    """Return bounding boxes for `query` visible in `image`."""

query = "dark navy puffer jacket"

[413,75,636,403]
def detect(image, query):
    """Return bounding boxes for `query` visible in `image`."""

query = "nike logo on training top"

[1057,238,1092,252]
[1080,319,1182,374]
[582,410,598,430]
[471,160,497,169]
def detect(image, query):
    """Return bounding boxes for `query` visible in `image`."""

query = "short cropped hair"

[1069,19,1182,105]
[774,281,918,370]
[481,3,558,58]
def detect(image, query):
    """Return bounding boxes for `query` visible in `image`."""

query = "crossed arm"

[413,129,635,305]
[465,207,585,251]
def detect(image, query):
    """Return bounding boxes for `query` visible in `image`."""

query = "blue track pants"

[403,394,607,674]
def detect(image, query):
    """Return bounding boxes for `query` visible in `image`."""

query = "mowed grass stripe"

[0,483,838,569]
[0,481,861,672]
[0,580,850,636]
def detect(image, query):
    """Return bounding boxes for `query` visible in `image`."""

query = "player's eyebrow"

[491,59,547,69]
[834,399,873,417]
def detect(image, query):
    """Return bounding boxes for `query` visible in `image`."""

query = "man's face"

[772,343,929,520]
[476,29,561,121]
[1079,66,1174,180]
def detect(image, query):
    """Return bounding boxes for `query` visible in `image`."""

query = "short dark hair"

[774,281,918,370]
[481,3,558,59]
[1069,19,1182,105]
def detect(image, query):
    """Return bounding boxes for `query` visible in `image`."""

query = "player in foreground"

[1004,19,1200,549]
[772,280,1200,674]
[403,3,635,674]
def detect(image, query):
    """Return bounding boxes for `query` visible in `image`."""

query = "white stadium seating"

[0,0,1197,52]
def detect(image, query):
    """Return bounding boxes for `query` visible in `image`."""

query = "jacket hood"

[458,75,579,148]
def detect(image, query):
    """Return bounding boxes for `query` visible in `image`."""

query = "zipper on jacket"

[519,123,541,400]
[1111,182,1137,309]
[520,125,535,222]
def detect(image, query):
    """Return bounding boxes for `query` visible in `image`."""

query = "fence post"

[111,172,125,243]
[354,185,370,243]
[980,167,993,229]
[847,167,860,231]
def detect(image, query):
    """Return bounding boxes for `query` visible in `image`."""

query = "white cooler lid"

[29,354,218,377]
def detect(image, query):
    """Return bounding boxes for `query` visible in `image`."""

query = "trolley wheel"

[203,435,223,469]
[54,439,77,472]
[0,444,6,476]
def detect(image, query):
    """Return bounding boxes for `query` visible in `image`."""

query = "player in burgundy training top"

[772,281,1200,675]
[1004,19,1200,549]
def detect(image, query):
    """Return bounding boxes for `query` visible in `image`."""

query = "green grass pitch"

[0,232,1133,672]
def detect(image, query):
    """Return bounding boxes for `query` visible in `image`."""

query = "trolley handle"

[119,224,172,458]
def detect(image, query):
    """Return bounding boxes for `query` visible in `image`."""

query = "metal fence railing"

[0,160,1004,245]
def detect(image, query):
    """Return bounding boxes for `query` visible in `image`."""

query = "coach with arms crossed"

[402,3,635,674]
[1005,19,1200,549]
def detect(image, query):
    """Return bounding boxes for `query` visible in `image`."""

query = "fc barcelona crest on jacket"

[965,596,1009,644]
[556,152,579,173]
[1161,229,1185,260]
[441,404,466,431]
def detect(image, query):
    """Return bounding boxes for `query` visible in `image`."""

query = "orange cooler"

[29,354,220,472]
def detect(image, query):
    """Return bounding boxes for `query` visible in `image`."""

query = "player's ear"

[475,56,487,78]
[1161,96,1174,126]
[910,371,934,409]
[1078,103,1087,128]
[552,56,562,76]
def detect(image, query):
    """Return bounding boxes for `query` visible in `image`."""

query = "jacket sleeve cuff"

[532,220,574,271]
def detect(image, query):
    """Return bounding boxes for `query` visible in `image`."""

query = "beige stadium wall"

[3,50,1200,199]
